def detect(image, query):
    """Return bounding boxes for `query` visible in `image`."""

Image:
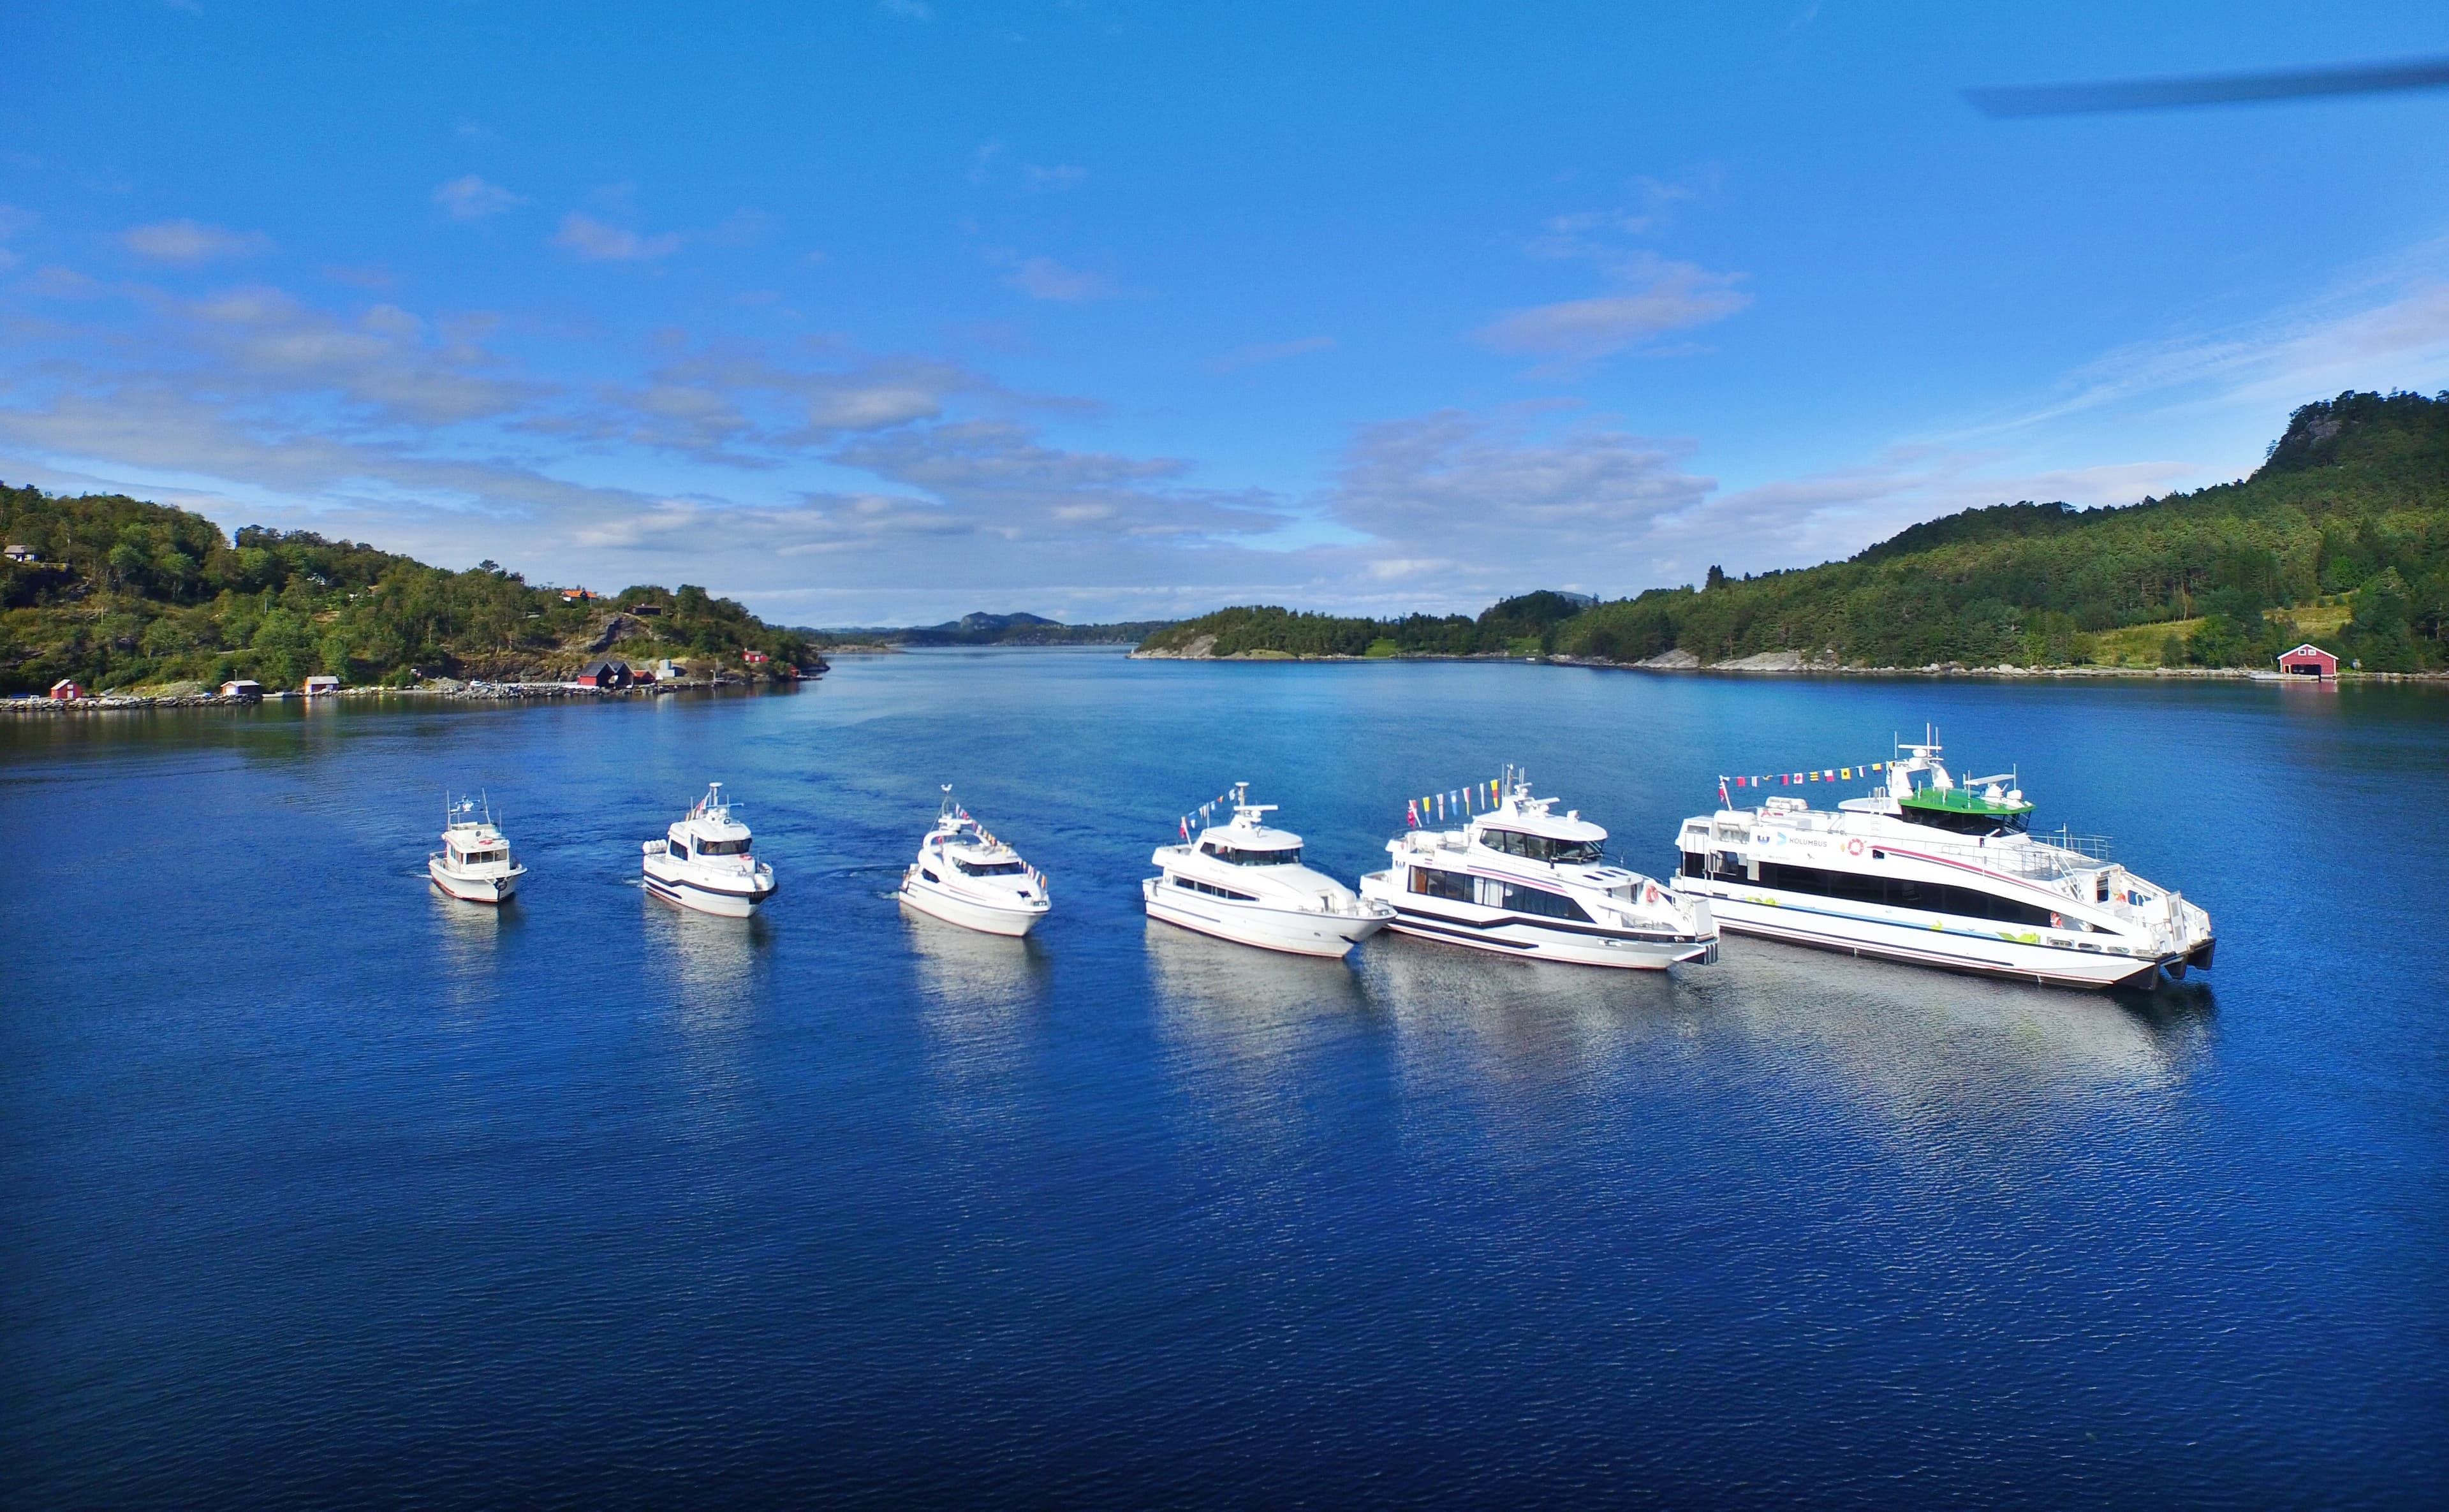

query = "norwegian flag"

[1718,776,1730,807]
[1179,816,1191,841]
[1406,799,1420,828]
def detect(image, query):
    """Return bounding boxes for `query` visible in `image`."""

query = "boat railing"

[1886,830,2109,881]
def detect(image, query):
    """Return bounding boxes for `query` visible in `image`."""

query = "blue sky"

[4,1,2446,625]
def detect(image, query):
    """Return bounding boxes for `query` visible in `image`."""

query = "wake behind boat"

[642,782,776,917]
[1670,733,2214,989]
[1358,769,1717,969]
[898,788,1050,936]
[429,794,526,904]
[1144,783,1394,957]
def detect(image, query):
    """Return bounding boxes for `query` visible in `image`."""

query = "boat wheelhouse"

[642,782,776,917]
[1357,770,1718,970]
[1144,784,1394,957]
[429,795,526,904]
[1670,734,2214,989]
[898,788,1051,936]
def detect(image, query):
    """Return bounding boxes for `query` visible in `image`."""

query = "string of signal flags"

[1716,762,1895,805]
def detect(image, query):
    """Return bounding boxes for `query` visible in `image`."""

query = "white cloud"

[552,212,682,262]
[1325,407,1714,596]
[1024,163,1088,192]
[122,219,271,263]
[1207,335,1335,373]
[1005,256,1120,302]
[432,175,526,221]
[1476,256,1749,365]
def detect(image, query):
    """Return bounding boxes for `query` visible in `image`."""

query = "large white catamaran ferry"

[1669,735,2214,990]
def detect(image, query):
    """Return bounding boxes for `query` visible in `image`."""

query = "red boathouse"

[2277,643,2337,679]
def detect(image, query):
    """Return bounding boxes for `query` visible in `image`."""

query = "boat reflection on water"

[904,908,1050,1131]
[904,904,1052,1011]
[1351,929,2212,1129]
[641,887,770,1034]
[1353,934,1693,1087]
[1144,918,1372,1070]
[429,883,517,1009]
[1682,936,2216,1122]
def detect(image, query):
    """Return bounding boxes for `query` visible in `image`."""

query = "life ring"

[1846,838,1864,857]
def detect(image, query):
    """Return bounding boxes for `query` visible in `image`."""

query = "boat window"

[1408,867,1475,902]
[1482,828,1603,865]
[1172,876,1257,902]
[955,858,1028,877]
[1497,882,1593,923]
[920,868,941,884]
[696,837,751,855]
[1682,851,1707,879]
[461,849,503,865]
[1208,844,1301,867]
[668,839,687,858]
[1757,860,2060,928]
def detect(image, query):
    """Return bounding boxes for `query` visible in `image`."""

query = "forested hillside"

[1140,391,2449,673]
[0,485,821,694]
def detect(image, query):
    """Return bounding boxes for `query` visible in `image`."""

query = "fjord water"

[4,652,2443,1508]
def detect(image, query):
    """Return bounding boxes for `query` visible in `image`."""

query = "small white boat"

[1358,768,1716,969]
[429,795,526,904]
[898,788,1050,936]
[642,782,776,917]
[1144,783,1393,958]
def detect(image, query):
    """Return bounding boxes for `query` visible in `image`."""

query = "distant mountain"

[1135,391,2449,673]
[802,612,1176,647]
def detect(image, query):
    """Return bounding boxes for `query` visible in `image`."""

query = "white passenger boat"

[642,782,776,917]
[428,795,526,904]
[1144,784,1394,957]
[1669,735,2215,990]
[898,788,1050,936]
[1358,770,1717,969]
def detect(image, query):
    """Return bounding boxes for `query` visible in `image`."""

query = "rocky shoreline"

[1126,643,2443,682]
[5,675,794,714]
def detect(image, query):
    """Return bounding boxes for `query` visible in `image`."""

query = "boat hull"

[899,875,1047,936]
[1357,876,1713,971]
[1142,877,1390,958]
[643,856,774,918]
[429,857,520,904]
[1683,886,2188,990]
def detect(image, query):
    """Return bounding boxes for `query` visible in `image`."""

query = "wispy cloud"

[1206,335,1335,373]
[122,219,271,264]
[1476,255,1749,366]
[1023,163,1088,192]
[432,175,526,221]
[552,212,683,263]
[1004,256,1122,302]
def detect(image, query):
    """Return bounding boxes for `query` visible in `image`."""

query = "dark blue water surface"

[4,651,2444,1508]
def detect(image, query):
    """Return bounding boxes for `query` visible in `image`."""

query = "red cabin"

[2277,643,2337,680]
[741,649,769,665]
[49,678,84,701]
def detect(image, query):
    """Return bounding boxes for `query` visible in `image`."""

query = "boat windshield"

[1202,842,1302,867]
[695,837,752,855]
[956,858,1028,876]
[458,848,505,865]
[1481,828,1603,865]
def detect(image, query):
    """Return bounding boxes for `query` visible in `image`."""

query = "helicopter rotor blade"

[1966,56,2449,117]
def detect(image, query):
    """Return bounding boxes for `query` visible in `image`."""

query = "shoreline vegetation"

[1132,392,2449,680]
[1,483,827,700]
